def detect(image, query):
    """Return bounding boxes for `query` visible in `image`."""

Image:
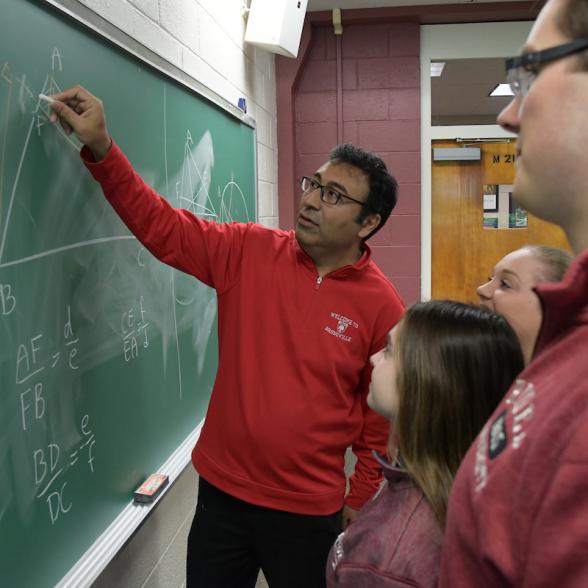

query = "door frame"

[420,21,532,299]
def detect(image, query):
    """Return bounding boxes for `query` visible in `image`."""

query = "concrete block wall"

[63,1,278,587]
[294,23,421,304]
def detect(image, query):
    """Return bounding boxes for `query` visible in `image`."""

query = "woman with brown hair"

[326,300,524,588]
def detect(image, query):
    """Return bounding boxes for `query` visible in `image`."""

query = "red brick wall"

[293,22,421,304]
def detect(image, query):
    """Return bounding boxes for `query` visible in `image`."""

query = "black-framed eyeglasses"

[300,176,370,208]
[506,37,588,98]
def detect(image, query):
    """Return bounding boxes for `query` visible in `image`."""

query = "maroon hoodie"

[440,251,588,586]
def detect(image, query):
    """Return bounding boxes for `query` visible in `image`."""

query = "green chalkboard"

[0,1,256,586]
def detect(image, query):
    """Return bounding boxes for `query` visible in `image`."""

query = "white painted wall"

[60,1,278,587]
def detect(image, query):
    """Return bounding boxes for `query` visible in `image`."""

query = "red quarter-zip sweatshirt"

[83,141,405,514]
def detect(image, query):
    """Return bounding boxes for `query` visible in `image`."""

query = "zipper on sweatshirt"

[301,274,323,328]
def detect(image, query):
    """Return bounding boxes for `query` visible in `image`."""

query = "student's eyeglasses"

[300,176,370,208]
[506,37,588,99]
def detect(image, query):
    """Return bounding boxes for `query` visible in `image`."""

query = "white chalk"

[38,93,55,104]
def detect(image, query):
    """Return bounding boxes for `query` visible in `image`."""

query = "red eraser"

[133,474,169,503]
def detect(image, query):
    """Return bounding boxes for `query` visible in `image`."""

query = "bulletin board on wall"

[0,0,257,586]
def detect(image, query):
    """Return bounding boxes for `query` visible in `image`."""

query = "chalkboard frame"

[25,1,258,586]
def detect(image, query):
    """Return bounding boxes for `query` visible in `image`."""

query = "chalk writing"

[0,283,16,315]
[32,414,96,524]
[16,305,81,432]
[16,334,44,385]
[121,296,149,362]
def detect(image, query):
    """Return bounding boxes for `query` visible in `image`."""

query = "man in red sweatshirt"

[440,0,588,585]
[48,87,404,588]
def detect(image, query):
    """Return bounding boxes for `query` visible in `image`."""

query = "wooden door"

[431,140,571,302]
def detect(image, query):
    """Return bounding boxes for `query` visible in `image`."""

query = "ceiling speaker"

[245,0,308,58]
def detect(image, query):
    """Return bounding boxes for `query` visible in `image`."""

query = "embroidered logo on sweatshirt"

[488,410,508,459]
[324,312,359,342]
[505,378,535,449]
[474,422,490,492]
[474,379,536,494]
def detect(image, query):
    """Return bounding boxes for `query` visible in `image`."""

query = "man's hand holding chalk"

[45,85,112,161]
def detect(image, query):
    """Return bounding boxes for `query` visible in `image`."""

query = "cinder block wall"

[294,23,421,304]
[65,1,278,587]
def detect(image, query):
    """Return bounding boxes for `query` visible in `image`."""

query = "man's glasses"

[506,37,588,98]
[300,176,370,208]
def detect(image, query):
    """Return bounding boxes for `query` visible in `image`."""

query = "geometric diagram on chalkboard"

[217,178,250,224]
[0,74,251,275]
[174,129,215,218]
[0,57,97,270]
[172,129,250,223]
[168,130,248,371]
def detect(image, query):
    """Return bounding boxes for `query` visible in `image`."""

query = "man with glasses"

[47,86,404,588]
[440,0,588,585]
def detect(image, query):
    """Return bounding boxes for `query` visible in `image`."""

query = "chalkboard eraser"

[133,474,169,504]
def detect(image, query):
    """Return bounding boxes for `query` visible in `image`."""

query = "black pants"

[186,478,342,588]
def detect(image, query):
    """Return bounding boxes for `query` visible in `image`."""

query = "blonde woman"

[477,245,572,364]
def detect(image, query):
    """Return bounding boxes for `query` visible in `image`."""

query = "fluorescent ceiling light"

[430,62,445,77]
[489,83,514,97]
